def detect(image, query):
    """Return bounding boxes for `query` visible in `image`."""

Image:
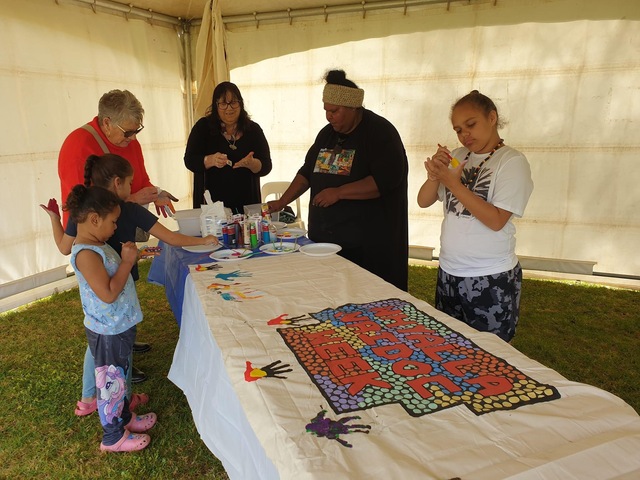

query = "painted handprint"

[207,282,241,291]
[215,270,252,281]
[195,264,222,272]
[267,313,309,326]
[244,360,293,382]
[217,289,263,301]
[305,409,371,448]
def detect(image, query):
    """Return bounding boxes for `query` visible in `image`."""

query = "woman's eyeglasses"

[217,100,240,110]
[116,123,144,138]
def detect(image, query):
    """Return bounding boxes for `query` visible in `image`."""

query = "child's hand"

[120,241,139,264]
[39,198,60,219]
[155,200,176,218]
[202,235,219,245]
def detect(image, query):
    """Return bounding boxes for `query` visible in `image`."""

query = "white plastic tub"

[173,208,201,236]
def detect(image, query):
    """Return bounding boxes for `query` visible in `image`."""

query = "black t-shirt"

[184,118,272,214]
[65,200,158,281]
[298,109,409,290]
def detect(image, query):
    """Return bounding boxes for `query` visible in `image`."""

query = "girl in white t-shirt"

[417,90,533,341]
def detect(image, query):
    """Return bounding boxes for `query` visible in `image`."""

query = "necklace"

[222,127,238,150]
[461,140,504,188]
[332,134,348,154]
[226,132,237,150]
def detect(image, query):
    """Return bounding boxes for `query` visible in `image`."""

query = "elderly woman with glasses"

[57,88,176,388]
[58,89,177,227]
[184,81,273,213]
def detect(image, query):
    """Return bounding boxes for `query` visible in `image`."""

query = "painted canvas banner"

[279,298,560,416]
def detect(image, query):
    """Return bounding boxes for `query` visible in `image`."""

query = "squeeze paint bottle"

[243,221,251,248]
[250,223,258,249]
[227,224,237,248]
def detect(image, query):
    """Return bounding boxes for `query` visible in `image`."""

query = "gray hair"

[97,89,144,124]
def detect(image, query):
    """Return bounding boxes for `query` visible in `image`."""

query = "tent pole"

[221,0,476,25]
[59,0,182,26]
[183,23,195,128]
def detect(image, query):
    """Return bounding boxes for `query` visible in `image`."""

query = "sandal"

[75,393,148,417]
[129,392,149,411]
[126,412,157,433]
[100,430,150,453]
[74,399,97,416]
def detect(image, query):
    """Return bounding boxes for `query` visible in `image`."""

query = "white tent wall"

[0,0,191,296]
[1,0,639,303]
[224,0,640,277]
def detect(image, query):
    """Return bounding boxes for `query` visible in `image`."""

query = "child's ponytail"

[64,184,120,223]
[83,153,134,189]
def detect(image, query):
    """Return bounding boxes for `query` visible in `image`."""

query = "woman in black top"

[267,70,409,291]
[184,82,272,212]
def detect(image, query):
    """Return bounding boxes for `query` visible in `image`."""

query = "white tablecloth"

[167,253,640,480]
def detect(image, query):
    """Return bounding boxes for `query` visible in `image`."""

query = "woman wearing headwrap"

[268,70,409,290]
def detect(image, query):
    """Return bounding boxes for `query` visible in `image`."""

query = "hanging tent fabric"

[191,0,230,206]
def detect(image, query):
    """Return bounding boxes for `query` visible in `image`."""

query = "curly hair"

[63,185,120,224]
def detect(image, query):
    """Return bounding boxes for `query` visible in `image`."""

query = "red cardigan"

[58,116,153,225]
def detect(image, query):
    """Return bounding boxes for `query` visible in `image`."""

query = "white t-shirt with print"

[437,145,533,277]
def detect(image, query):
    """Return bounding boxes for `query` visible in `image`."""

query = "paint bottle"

[234,222,242,247]
[227,224,237,248]
[250,223,258,249]
[261,203,270,219]
[243,220,251,248]
[262,221,270,244]
[222,223,229,246]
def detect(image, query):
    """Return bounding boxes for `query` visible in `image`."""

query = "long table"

[148,243,640,479]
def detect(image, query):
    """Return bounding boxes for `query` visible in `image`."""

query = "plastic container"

[173,209,202,236]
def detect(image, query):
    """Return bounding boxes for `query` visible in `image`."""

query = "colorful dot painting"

[278,298,560,416]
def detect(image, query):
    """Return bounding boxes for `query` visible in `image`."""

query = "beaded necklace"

[461,140,504,189]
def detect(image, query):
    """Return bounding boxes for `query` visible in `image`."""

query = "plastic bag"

[200,191,229,237]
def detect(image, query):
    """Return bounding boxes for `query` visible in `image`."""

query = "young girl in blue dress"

[65,185,156,452]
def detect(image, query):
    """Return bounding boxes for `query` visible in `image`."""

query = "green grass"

[1,262,638,478]
[0,260,228,480]
[409,265,640,413]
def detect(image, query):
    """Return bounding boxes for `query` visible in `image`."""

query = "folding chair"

[261,181,305,229]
